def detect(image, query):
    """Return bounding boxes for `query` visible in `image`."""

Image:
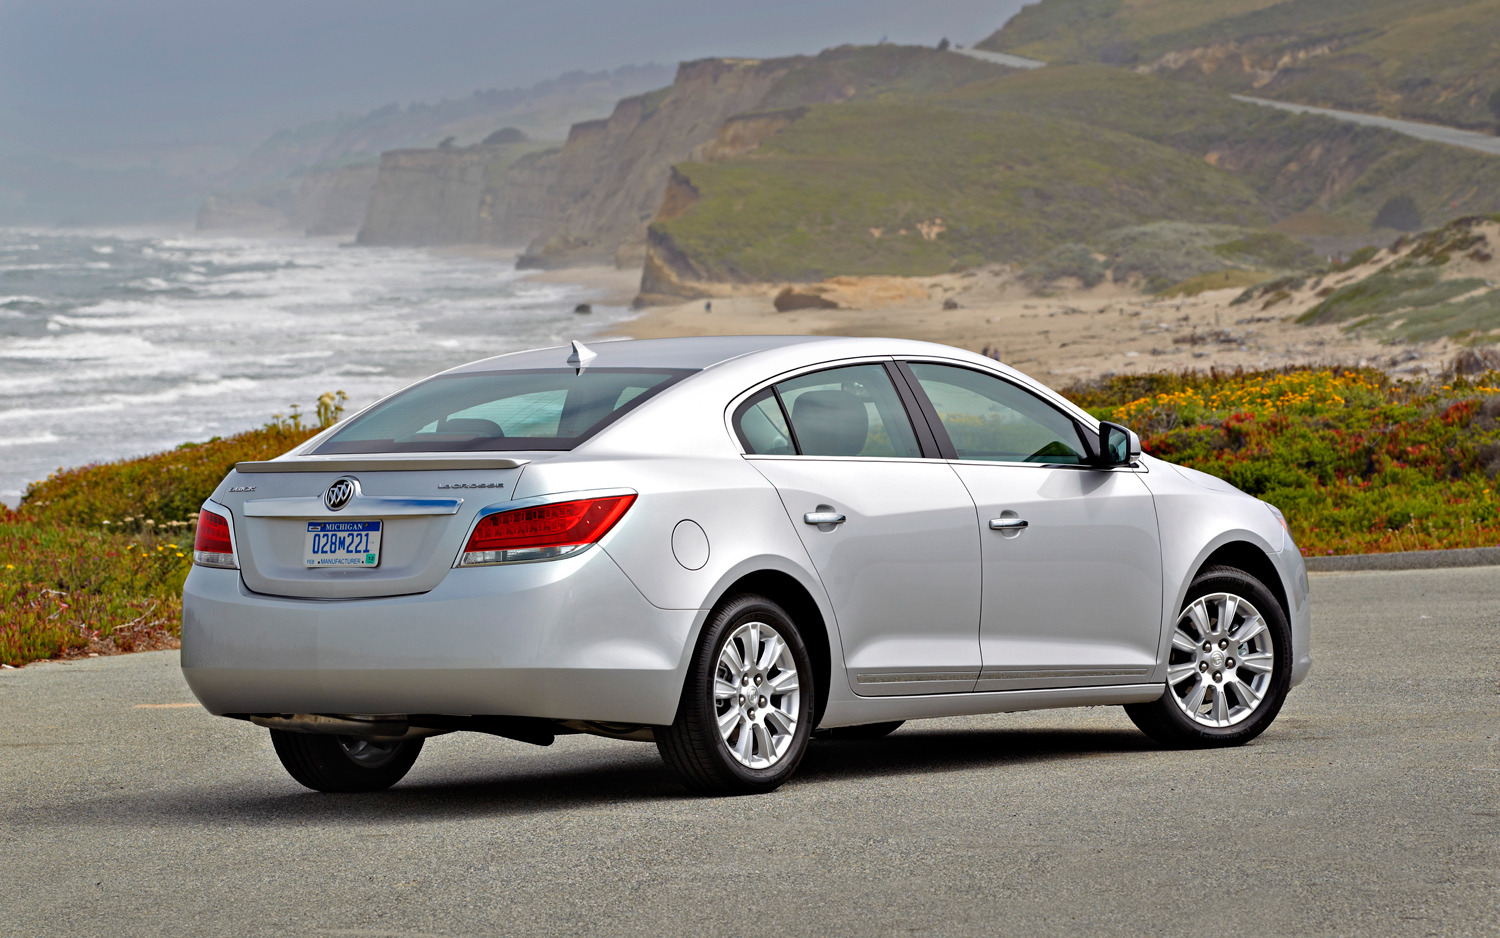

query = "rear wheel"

[656,594,814,795]
[1125,565,1291,748]
[270,730,424,792]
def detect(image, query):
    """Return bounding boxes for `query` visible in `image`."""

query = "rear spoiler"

[234,457,529,473]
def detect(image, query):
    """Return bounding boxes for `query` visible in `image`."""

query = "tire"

[1125,564,1292,748]
[270,730,424,793]
[814,721,904,740]
[656,593,815,795]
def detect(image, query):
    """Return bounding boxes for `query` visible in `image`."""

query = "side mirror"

[1097,421,1140,467]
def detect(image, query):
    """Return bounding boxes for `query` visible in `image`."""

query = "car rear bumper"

[181,547,699,725]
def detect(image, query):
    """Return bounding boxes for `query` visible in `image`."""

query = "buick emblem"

[324,478,356,511]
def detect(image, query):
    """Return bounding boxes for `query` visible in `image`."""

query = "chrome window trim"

[896,357,1149,470]
[894,354,1101,430]
[449,487,639,568]
[724,355,911,457]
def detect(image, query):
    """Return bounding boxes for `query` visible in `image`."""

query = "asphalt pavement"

[2,568,1496,937]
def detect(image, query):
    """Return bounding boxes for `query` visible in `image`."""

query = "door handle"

[804,511,846,525]
[989,518,1029,530]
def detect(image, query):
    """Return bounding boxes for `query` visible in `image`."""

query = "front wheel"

[656,594,814,795]
[270,730,424,792]
[1125,565,1292,748]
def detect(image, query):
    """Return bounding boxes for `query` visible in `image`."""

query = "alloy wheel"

[713,620,800,769]
[1167,592,1276,728]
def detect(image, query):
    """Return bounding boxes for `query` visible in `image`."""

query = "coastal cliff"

[296,165,378,235]
[357,141,555,246]
[518,45,1004,270]
[517,58,802,269]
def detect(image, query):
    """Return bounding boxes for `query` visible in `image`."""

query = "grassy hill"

[645,64,1500,291]
[648,93,1268,284]
[978,0,1500,131]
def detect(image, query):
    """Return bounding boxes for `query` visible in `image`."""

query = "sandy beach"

[604,267,1459,390]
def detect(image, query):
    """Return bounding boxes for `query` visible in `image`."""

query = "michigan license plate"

[304,520,381,567]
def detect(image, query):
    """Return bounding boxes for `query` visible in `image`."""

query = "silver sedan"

[182,336,1310,795]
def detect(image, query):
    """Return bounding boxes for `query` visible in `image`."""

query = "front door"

[735,361,982,696]
[902,362,1163,691]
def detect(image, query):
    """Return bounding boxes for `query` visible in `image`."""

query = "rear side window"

[907,362,1086,464]
[314,368,691,453]
[735,363,921,458]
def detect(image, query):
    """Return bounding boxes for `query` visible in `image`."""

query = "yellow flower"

[176,552,184,558]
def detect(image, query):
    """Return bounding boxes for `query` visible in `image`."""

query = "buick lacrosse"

[183,336,1310,795]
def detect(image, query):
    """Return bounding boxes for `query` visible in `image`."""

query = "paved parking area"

[1,568,1496,937]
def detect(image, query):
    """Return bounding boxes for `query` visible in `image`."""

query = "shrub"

[1066,367,1500,555]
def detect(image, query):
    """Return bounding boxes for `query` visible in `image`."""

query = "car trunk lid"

[221,456,527,599]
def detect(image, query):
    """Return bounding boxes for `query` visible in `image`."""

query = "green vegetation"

[1068,367,1500,556]
[0,415,325,667]
[979,0,1500,131]
[1033,221,1315,293]
[652,93,1268,281]
[758,44,1008,108]
[652,61,1500,284]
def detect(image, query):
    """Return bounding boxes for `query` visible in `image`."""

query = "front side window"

[907,363,1086,464]
[739,363,921,458]
[314,368,689,453]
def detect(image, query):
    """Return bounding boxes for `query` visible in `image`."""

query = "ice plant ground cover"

[1067,367,1500,556]
[5,371,1500,666]
[0,419,322,666]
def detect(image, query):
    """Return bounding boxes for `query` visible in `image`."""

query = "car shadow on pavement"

[797,726,1154,784]
[19,727,1159,829]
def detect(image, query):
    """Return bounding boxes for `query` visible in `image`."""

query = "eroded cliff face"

[357,143,558,246]
[357,148,498,245]
[518,57,806,269]
[296,165,378,235]
[478,148,561,246]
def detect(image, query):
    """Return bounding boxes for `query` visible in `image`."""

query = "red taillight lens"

[193,508,237,568]
[461,495,635,565]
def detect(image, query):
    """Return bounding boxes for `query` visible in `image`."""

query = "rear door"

[900,361,1163,691]
[737,361,982,696]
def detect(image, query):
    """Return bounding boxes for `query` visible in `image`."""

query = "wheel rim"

[337,736,404,768]
[1167,592,1276,728]
[713,620,800,769]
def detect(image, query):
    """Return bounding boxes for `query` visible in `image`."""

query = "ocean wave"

[0,432,61,448]
[0,295,47,307]
[0,377,259,423]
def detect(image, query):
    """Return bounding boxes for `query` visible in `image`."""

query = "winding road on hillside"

[1232,95,1500,158]
[949,47,1500,159]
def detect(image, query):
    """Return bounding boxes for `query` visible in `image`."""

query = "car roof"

[447,335,840,373]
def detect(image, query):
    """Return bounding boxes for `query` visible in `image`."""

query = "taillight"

[460,495,636,566]
[193,507,238,569]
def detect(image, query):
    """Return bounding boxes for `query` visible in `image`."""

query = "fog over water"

[0,229,631,496]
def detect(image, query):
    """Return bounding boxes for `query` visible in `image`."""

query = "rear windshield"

[313,368,692,454]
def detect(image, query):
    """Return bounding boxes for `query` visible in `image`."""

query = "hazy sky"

[0,0,1032,155]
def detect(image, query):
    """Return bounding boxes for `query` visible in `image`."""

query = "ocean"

[0,228,633,500]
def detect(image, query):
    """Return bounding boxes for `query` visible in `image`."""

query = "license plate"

[304,520,381,567]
